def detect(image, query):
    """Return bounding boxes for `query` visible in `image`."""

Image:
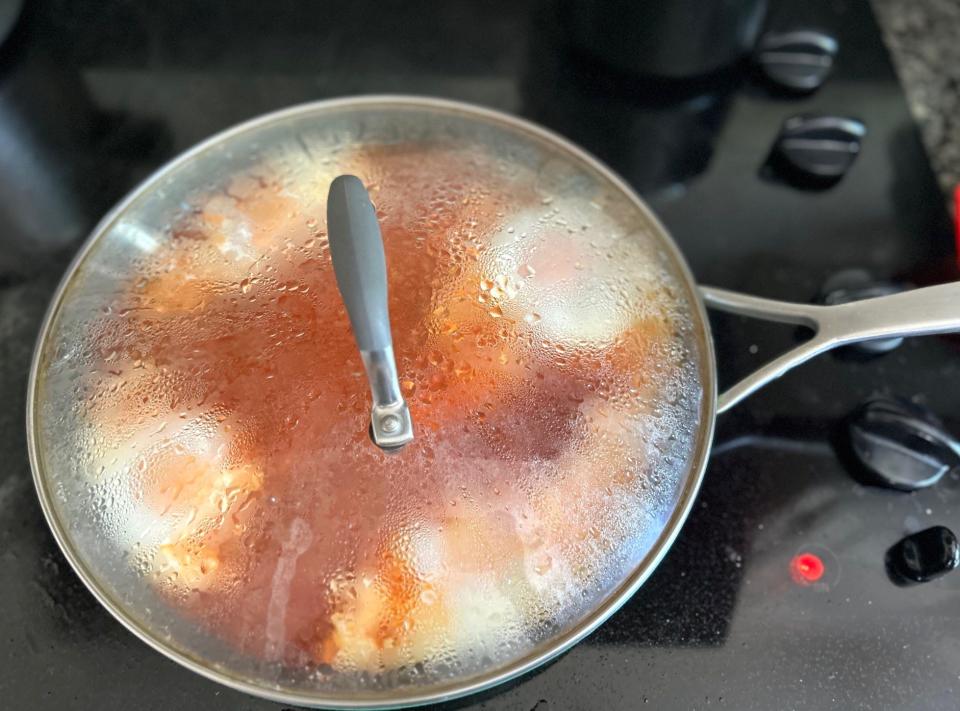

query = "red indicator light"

[790,552,825,585]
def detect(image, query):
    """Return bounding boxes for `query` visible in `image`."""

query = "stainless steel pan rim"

[26,94,719,709]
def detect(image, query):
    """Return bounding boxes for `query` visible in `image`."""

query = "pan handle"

[701,281,960,414]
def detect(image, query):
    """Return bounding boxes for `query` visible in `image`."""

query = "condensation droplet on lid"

[534,554,553,575]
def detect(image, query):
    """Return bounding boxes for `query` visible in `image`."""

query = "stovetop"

[1,1,958,709]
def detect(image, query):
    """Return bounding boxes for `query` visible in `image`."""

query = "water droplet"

[420,589,437,605]
[534,553,552,575]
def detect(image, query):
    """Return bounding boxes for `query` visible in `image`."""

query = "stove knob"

[818,269,906,354]
[755,30,838,93]
[848,397,960,491]
[768,115,866,187]
[886,526,960,584]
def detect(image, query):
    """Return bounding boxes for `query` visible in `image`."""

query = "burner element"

[886,526,960,585]
[818,269,905,354]
[754,30,838,93]
[766,114,865,188]
[847,397,960,491]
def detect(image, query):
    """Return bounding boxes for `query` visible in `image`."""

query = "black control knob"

[767,115,866,188]
[886,526,960,585]
[818,269,906,355]
[847,397,960,491]
[755,30,838,93]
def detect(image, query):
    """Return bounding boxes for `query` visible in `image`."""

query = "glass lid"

[30,98,708,706]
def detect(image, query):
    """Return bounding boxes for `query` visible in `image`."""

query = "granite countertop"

[874,0,960,205]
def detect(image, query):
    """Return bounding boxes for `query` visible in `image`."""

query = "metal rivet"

[381,414,401,433]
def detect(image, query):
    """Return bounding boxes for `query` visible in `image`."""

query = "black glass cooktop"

[2,1,958,709]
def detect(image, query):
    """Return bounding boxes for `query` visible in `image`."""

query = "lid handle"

[327,175,413,450]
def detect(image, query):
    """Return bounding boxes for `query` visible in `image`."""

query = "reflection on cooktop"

[521,7,738,195]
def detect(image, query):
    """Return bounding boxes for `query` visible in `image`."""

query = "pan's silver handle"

[701,281,960,414]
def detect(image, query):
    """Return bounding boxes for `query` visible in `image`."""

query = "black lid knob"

[886,526,960,585]
[767,114,865,188]
[847,397,960,491]
[755,30,838,94]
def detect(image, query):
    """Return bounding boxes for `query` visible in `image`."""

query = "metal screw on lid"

[380,414,401,434]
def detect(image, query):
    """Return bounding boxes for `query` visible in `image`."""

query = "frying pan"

[27,96,960,708]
